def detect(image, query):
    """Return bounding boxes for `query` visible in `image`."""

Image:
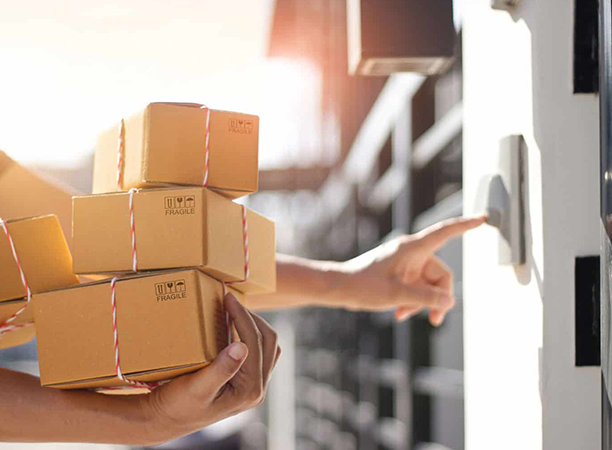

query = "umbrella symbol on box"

[185,197,195,208]
[166,282,175,293]
[176,280,186,292]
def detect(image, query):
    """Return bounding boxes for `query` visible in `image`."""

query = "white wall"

[463,1,600,449]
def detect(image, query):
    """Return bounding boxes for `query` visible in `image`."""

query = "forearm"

[0,368,157,445]
[247,254,349,311]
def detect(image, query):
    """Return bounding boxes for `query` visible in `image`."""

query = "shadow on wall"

[513,136,543,299]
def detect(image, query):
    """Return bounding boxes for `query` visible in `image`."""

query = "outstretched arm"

[247,216,486,326]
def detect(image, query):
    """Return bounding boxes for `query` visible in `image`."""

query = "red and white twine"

[116,119,125,189]
[201,106,211,187]
[226,205,250,286]
[109,276,160,390]
[0,219,33,337]
[223,205,250,344]
[128,188,139,272]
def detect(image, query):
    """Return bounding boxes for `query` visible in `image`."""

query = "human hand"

[140,293,281,445]
[334,216,486,326]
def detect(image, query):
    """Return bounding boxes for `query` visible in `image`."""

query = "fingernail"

[434,313,446,327]
[228,342,247,361]
[397,312,410,322]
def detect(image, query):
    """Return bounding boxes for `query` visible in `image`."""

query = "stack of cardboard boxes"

[1,102,276,393]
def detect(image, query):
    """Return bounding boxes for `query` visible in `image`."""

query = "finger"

[422,257,455,326]
[224,293,263,391]
[417,215,486,252]
[273,345,282,369]
[395,305,423,322]
[422,257,453,296]
[389,281,453,310]
[193,342,248,393]
[165,340,248,403]
[248,312,279,386]
[429,309,445,327]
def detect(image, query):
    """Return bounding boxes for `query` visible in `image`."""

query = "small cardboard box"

[0,215,79,349]
[72,187,276,295]
[92,103,259,199]
[0,150,78,249]
[33,269,242,390]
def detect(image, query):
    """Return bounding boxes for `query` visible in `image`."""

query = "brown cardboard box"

[72,187,276,295]
[0,150,78,249]
[92,103,259,199]
[0,215,79,349]
[33,269,242,390]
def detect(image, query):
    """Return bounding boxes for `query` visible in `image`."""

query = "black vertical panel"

[575,256,601,366]
[574,0,599,93]
[410,317,431,446]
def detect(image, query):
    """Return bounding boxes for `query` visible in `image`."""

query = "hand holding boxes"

[33,270,244,391]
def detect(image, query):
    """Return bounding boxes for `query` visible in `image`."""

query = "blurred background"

[0,1,467,449]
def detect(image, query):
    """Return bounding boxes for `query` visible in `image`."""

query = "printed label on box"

[164,196,196,216]
[228,118,254,134]
[155,279,187,302]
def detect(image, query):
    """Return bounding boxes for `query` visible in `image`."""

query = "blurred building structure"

[252,1,467,449]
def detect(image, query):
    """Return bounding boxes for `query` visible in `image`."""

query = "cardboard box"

[92,103,259,199]
[72,187,276,295]
[33,269,243,390]
[0,150,78,249]
[0,300,34,349]
[0,215,79,349]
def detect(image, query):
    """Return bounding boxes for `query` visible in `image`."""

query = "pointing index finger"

[417,215,486,251]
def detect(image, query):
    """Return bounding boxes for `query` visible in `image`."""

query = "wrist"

[314,261,353,309]
[136,393,177,446]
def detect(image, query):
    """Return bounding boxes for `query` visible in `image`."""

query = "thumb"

[201,342,248,389]
[392,281,454,311]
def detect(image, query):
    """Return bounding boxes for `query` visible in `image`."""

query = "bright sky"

[0,0,325,169]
